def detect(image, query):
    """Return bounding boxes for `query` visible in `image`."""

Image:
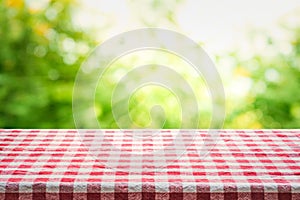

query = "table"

[0,130,299,200]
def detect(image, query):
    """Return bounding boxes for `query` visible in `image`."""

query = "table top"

[0,129,299,200]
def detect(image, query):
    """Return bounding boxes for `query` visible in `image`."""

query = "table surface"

[0,129,299,200]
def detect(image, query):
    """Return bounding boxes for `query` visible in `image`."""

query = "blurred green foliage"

[225,27,300,128]
[0,0,94,128]
[1,0,300,128]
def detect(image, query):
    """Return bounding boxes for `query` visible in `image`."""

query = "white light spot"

[63,38,76,52]
[265,68,280,82]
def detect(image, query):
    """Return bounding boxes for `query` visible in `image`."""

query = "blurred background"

[1,0,300,129]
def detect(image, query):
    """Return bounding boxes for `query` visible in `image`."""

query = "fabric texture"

[0,129,299,200]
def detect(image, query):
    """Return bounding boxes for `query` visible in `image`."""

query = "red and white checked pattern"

[0,129,299,200]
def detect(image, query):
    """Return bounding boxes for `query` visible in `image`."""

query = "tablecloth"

[0,129,299,200]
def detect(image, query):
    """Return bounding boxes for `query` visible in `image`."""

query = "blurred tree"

[0,0,94,128]
[225,15,300,128]
[1,0,300,129]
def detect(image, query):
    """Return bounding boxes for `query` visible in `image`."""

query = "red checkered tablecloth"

[0,130,299,200]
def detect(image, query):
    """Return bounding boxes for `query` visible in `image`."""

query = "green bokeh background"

[1,0,300,129]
